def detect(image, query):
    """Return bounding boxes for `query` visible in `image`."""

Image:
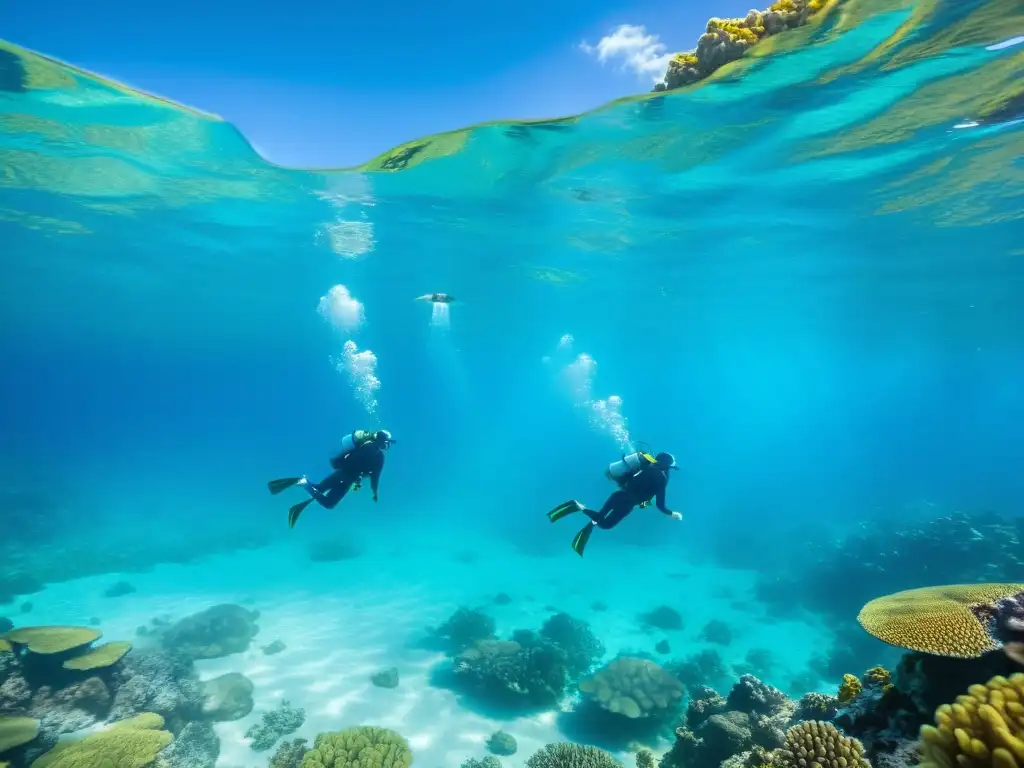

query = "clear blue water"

[1,0,1023,764]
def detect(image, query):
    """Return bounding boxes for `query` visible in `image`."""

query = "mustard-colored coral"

[5,626,101,655]
[774,721,871,768]
[0,715,39,753]
[300,727,412,768]
[31,713,171,768]
[857,584,1024,658]
[865,666,892,690]
[63,641,132,671]
[919,672,1024,768]
[0,639,11,653]
[839,674,863,704]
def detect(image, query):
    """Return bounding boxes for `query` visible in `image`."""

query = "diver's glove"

[372,494,378,503]
[670,511,683,520]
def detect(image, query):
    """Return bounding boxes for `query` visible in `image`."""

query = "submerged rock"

[486,730,517,756]
[103,581,137,598]
[262,640,286,656]
[110,648,203,732]
[200,672,254,721]
[639,605,683,631]
[160,604,260,660]
[371,667,400,689]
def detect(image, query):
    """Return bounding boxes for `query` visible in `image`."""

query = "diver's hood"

[656,452,678,469]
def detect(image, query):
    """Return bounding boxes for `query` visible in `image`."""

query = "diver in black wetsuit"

[546,451,681,557]
[266,429,396,528]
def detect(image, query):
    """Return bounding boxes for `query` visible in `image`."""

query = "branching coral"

[578,658,684,720]
[300,727,412,768]
[774,721,871,768]
[919,672,1024,768]
[857,584,1024,658]
[525,743,622,768]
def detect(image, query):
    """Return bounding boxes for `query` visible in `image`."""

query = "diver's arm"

[654,479,681,518]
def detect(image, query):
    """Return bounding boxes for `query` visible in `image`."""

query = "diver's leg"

[581,491,632,529]
[306,470,352,509]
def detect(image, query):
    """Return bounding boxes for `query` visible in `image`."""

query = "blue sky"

[4,0,753,168]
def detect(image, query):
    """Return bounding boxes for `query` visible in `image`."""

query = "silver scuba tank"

[607,451,652,480]
[338,430,370,456]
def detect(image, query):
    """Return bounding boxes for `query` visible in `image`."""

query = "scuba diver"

[267,429,396,529]
[546,449,682,557]
[415,292,455,304]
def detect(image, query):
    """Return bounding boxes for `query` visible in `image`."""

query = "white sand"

[11,530,834,767]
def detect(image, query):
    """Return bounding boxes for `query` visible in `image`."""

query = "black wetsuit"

[582,465,671,529]
[306,441,385,509]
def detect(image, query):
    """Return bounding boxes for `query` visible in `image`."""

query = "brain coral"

[525,742,623,768]
[31,712,172,768]
[578,658,684,719]
[774,720,870,768]
[300,726,412,768]
[5,626,101,654]
[920,672,1024,768]
[857,584,1024,658]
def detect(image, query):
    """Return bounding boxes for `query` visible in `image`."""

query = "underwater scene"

[1,0,1023,766]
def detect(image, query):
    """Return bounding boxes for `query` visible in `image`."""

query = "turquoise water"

[1,0,1023,765]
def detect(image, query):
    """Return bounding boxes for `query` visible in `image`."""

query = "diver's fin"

[288,499,313,529]
[268,477,302,495]
[571,522,595,557]
[547,500,582,523]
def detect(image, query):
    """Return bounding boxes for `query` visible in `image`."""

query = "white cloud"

[580,24,672,81]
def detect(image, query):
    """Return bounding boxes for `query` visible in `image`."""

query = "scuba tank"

[607,451,657,481]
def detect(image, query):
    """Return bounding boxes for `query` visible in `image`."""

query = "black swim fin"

[268,477,302,495]
[288,499,313,529]
[571,522,595,557]
[547,500,582,523]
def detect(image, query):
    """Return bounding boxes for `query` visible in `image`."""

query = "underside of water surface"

[1,0,1023,765]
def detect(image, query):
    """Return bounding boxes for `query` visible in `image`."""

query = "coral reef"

[31,712,173,768]
[919,672,1024,768]
[495,594,512,606]
[109,649,203,731]
[300,727,412,768]
[525,743,623,768]
[795,692,840,721]
[159,605,260,660]
[155,721,219,768]
[636,749,655,768]
[667,649,734,691]
[246,700,305,752]
[270,738,309,768]
[774,720,870,768]
[462,759,501,768]
[486,730,517,756]
[432,608,497,655]
[5,627,102,655]
[63,641,132,672]
[0,714,39,752]
[371,667,400,689]
[539,613,605,677]
[858,584,1024,658]
[198,672,253,721]
[639,607,684,632]
[578,658,684,720]
[655,641,671,655]
[453,637,568,708]
[654,0,830,92]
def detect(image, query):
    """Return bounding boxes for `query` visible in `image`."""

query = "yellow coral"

[774,721,871,768]
[0,639,11,653]
[673,52,700,66]
[866,666,891,687]
[857,584,1024,658]
[63,641,132,671]
[301,727,412,768]
[5,626,101,655]
[0,715,39,753]
[769,0,798,10]
[839,673,863,704]
[920,672,1024,768]
[31,714,171,768]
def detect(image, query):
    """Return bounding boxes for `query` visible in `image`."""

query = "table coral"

[857,584,1024,658]
[5,627,100,655]
[30,712,172,768]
